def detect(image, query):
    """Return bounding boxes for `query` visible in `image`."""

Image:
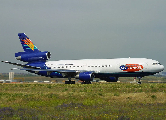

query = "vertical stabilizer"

[18,33,40,53]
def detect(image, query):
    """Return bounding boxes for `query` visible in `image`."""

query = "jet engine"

[15,51,51,62]
[75,72,93,81]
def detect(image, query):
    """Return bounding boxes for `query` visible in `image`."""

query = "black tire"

[71,81,75,84]
[65,81,70,84]
[84,81,91,84]
[137,81,141,84]
[65,81,75,84]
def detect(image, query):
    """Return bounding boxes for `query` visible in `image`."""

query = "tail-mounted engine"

[15,51,51,62]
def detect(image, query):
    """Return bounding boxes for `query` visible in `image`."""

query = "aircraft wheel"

[87,81,91,84]
[71,81,75,84]
[65,81,70,84]
[82,81,91,84]
[137,81,141,84]
[65,81,75,84]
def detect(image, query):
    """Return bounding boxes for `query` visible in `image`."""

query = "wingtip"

[1,61,8,63]
[1,61,11,63]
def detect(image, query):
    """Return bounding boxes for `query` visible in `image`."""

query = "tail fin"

[18,33,40,53]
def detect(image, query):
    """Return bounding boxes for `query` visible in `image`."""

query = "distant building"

[9,72,14,80]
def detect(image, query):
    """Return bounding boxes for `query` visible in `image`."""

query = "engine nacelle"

[75,72,93,81]
[15,51,51,62]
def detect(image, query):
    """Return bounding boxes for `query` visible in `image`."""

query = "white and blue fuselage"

[45,58,164,77]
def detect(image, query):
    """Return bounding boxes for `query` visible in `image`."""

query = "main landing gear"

[137,77,142,84]
[81,81,91,84]
[65,77,75,84]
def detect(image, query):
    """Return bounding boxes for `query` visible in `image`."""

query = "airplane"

[1,33,164,84]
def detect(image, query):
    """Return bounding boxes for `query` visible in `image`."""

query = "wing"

[1,61,93,73]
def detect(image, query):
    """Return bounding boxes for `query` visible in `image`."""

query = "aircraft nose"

[160,65,164,71]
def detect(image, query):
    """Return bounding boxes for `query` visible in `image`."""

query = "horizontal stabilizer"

[1,61,41,69]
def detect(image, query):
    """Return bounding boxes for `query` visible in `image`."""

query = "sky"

[0,0,166,73]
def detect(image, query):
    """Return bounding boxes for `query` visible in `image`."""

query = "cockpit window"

[152,63,161,65]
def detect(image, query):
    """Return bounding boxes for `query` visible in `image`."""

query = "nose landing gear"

[137,77,142,84]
